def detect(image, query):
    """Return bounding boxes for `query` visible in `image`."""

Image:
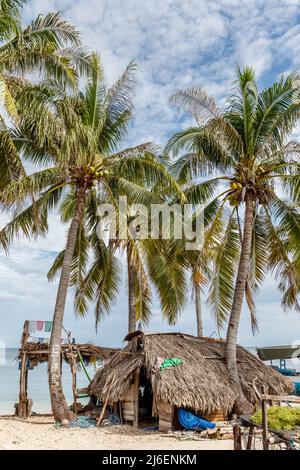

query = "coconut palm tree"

[166,67,300,410]
[0,54,182,422]
[0,2,88,187]
[47,181,187,335]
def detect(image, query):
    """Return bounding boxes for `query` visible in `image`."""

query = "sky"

[1,0,300,348]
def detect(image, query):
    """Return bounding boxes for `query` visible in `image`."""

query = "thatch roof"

[89,332,294,416]
[20,342,118,367]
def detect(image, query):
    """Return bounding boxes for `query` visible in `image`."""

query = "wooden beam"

[246,426,255,450]
[18,321,30,418]
[133,369,139,429]
[262,395,300,404]
[97,377,115,426]
[262,399,269,451]
[119,401,123,424]
[233,423,242,450]
[97,393,110,426]
[70,354,77,413]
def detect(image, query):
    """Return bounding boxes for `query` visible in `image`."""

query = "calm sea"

[0,348,99,415]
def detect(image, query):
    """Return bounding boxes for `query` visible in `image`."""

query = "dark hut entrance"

[138,367,156,428]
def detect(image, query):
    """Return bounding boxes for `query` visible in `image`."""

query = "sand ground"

[0,416,233,450]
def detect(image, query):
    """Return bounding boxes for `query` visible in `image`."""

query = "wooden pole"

[119,401,123,424]
[262,399,269,451]
[247,425,255,450]
[233,423,242,450]
[97,375,116,426]
[18,321,30,418]
[70,354,77,413]
[133,369,140,429]
[97,393,110,426]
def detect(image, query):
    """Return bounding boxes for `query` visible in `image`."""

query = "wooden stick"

[70,354,77,413]
[97,393,110,426]
[18,321,30,418]
[247,425,255,450]
[262,395,300,404]
[119,401,123,424]
[262,399,269,451]
[233,423,242,450]
[133,369,140,429]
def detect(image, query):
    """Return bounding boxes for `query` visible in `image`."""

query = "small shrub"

[251,406,300,431]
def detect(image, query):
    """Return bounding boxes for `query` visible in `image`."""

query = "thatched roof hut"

[89,332,293,430]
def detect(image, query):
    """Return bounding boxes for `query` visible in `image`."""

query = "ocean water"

[0,348,99,415]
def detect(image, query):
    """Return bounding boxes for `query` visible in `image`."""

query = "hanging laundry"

[44,321,52,333]
[29,321,36,333]
[89,355,97,364]
[36,321,44,331]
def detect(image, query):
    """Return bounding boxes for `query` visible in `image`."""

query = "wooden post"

[70,353,77,413]
[18,321,30,418]
[133,369,140,429]
[247,425,255,450]
[262,398,269,451]
[233,423,242,450]
[119,401,123,424]
[97,393,110,426]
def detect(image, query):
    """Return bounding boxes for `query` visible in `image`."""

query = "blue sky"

[1,0,300,347]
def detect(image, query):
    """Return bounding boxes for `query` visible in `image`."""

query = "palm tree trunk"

[225,193,255,390]
[48,188,86,423]
[127,246,136,333]
[195,283,203,337]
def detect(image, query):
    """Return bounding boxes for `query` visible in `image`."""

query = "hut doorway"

[138,367,156,427]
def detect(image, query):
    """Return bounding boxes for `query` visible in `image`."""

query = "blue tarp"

[178,408,216,431]
[294,382,300,396]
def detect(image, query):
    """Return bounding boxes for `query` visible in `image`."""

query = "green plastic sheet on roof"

[160,357,183,371]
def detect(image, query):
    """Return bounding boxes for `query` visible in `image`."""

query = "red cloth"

[36,321,44,331]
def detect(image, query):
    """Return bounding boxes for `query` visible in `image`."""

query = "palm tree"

[166,67,300,410]
[47,179,186,335]
[169,160,223,337]
[0,54,182,422]
[0,2,88,187]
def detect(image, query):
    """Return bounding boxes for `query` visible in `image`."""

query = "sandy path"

[0,416,233,450]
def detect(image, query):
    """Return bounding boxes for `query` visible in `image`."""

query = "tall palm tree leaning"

[167,66,300,411]
[0,54,182,422]
[0,1,89,188]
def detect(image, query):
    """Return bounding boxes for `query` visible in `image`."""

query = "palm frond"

[170,87,219,123]
[207,212,240,329]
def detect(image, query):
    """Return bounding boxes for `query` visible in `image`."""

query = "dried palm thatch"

[89,332,294,416]
[19,342,118,367]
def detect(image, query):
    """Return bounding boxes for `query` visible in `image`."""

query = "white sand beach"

[0,416,233,450]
